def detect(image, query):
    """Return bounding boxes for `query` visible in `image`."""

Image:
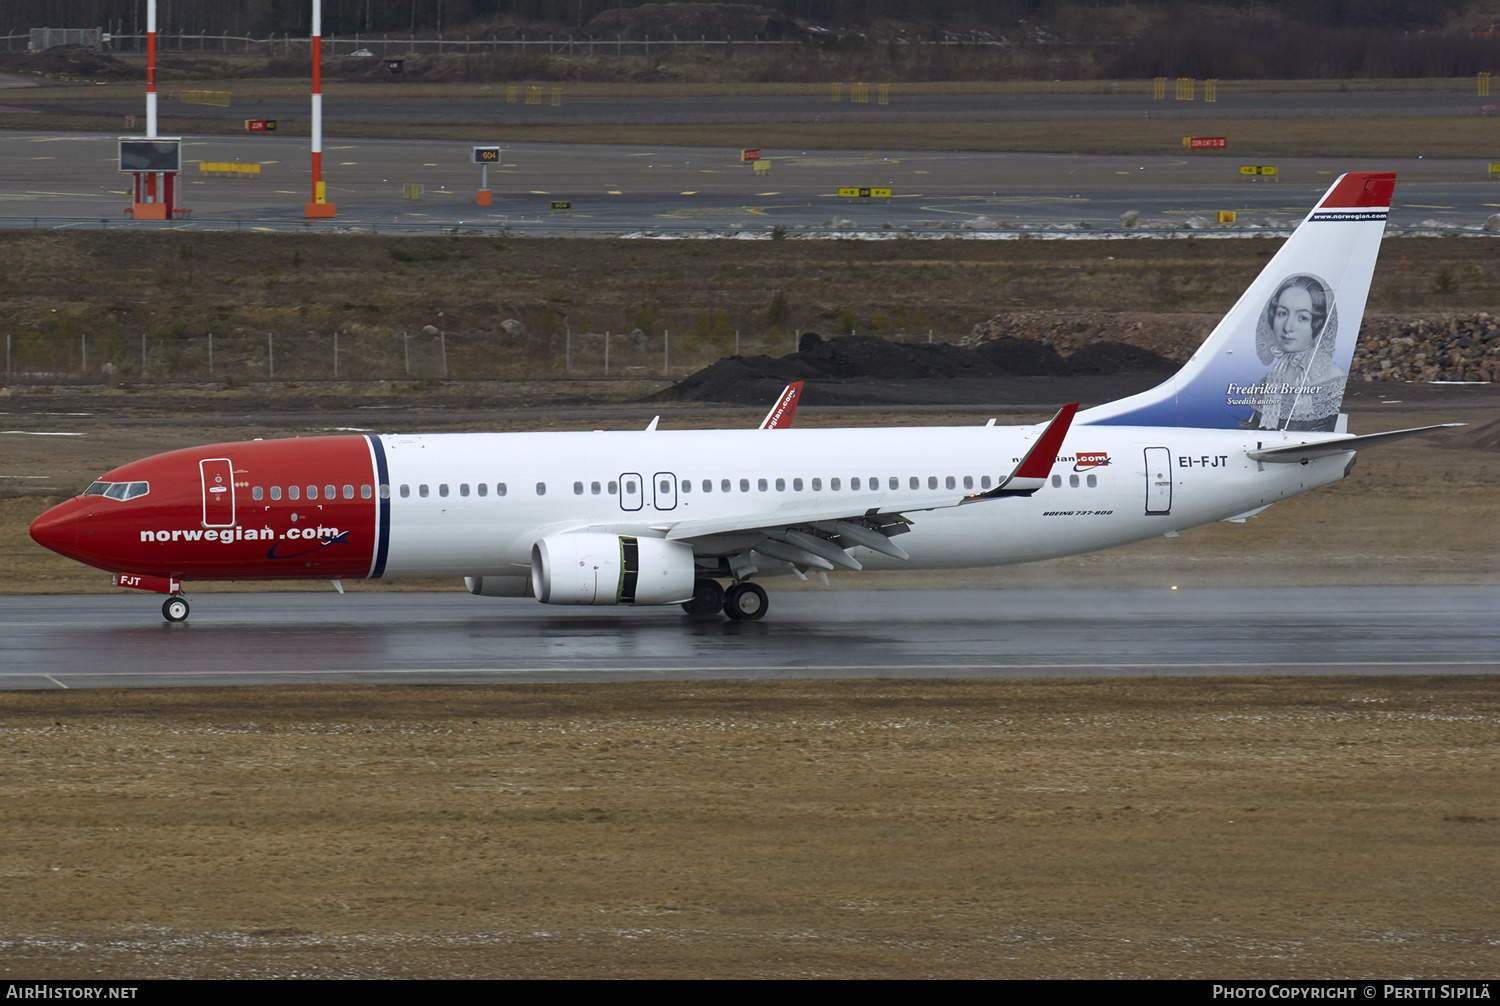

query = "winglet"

[759,382,804,429]
[970,403,1078,500]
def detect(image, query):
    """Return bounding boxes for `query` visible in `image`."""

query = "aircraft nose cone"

[29,502,80,556]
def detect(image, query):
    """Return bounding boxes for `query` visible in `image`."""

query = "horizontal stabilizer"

[1247,423,1464,464]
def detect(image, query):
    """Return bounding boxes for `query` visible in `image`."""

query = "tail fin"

[1077,172,1394,431]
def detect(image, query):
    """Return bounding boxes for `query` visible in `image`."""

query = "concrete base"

[304,203,337,218]
[131,203,169,220]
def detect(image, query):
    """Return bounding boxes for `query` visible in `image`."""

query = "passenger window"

[721,479,731,492]
[498,483,508,496]
[624,479,637,494]
[606,481,615,494]
[574,481,584,495]
[536,482,546,495]
[910,477,920,490]
[1051,475,1061,488]
[288,485,300,500]
[660,478,671,494]
[927,476,937,490]
[889,477,899,490]
[740,479,750,492]
[307,485,318,500]
[811,478,821,491]
[325,484,336,499]
[343,485,353,499]
[758,478,768,492]
[1069,474,1080,488]
[380,484,392,499]
[981,475,992,489]
[439,484,449,497]
[420,484,430,497]
[477,483,488,497]
[270,486,282,500]
[701,480,711,493]
[831,477,840,491]
[963,476,973,490]
[460,483,470,497]
[400,484,410,498]
[945,476,956,490]
[591,481,601,495]
[851,477,860,490]
[793,478,803,491]
[252,486,264,500]
[681,479,691,493]
[774,478,785,492]
[361,484,372,499]
[1087,474,1098,488]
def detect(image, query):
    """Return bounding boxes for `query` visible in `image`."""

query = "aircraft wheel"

[722,582,768,621]
[162,596,190,623]
[681,578,725,616]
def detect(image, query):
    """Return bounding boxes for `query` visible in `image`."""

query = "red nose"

[30,500,81,556]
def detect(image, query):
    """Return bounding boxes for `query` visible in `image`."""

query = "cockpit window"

[86,480,150,500]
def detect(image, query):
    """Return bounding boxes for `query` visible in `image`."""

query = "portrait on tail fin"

[1237,273,1346,433]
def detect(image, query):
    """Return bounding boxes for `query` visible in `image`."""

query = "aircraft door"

[619,472,643,511]
[200,457,236,528]
[1143,447,1172,515]
[653,471,677,511]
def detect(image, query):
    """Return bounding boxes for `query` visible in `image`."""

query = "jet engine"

[530,533,695,606]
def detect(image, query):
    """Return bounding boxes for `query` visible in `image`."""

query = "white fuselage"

[376,425,1351,579]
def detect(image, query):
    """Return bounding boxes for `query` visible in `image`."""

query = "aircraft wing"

[1246,423,1463,464]
[657,404,1078,571]
[759,382,804,429]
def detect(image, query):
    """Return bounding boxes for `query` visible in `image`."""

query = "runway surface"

[3,130,1500,233]
[4,586,1496,689]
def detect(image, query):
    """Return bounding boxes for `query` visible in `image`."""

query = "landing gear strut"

[722,581,768,621]
[681,578,725,616]
[162,595,190,623]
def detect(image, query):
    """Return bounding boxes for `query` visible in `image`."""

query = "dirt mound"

[651,332,1176,405]
[1435,415,1500,452]
[584,3,803,40]
[0,47,141,80]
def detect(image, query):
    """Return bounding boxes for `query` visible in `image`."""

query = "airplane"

[29,172,1459,623]
[760,382,803,429]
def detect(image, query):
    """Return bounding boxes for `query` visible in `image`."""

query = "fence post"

[664,329,669,375]
[604,330,610,375]
[208,332,213,377]
[268,332,274,379]
[334,331,339,379]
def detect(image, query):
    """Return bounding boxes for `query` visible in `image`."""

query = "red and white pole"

[145,0,157,137]
[305,0,335,217]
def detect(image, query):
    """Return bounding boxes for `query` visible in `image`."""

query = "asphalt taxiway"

[3,131,1500,232]
[3,586,1496,689]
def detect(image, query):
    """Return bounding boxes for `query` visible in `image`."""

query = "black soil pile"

[650,332,1173,406]
[0,47,141,81]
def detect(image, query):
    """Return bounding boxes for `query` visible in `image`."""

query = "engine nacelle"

[531,533,695,606]
[464,575,534,598]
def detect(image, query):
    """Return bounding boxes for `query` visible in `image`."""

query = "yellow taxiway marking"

[529,190,550,194]
[626,152,658,156]
[756,191,780,196]
[680,190,697,195]
[328,145,356,150]
[26,191,95,197]
[423,163,438,166]
[607,190,622,194]
[251,227,276,231]
[700,169,716,173]
[915,170,929,174]
[274,190,299,194]
[30,156,55,160]
[339,161,357,166]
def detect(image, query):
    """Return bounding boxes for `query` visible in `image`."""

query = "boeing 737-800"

[29,172,1456,622]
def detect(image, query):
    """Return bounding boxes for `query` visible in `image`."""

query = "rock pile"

[1351,314,1500,383]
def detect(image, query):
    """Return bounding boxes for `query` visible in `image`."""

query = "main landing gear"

[162,595,190,623]
[680,579,769,621]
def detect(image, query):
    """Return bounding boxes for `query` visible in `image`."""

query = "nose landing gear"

[162,595,190,622]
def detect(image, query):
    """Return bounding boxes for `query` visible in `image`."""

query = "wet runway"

[3,586,1496,689]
